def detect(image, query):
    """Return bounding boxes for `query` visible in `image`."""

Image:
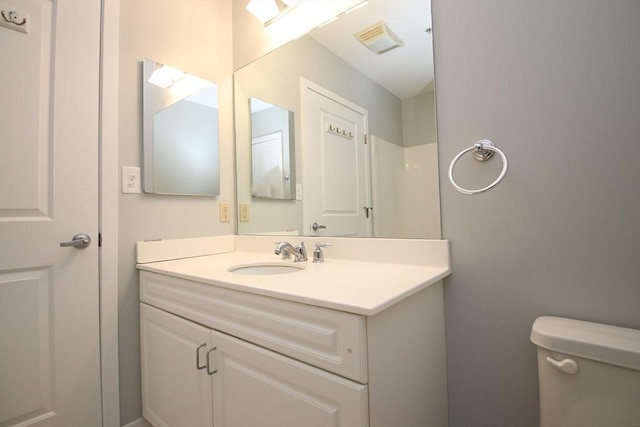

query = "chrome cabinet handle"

[196,343,207,370]
[206,347,218,375]
[312,223,326,232]
[59,233,91,249]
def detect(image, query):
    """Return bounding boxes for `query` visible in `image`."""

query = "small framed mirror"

[142,58,220,196]
[250,97,295,200]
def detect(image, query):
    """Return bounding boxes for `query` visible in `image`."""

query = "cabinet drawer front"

[140,271,368,383]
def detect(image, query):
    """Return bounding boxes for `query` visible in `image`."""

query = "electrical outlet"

[122,166,141,194]
[219,202,231,223]
[239,203,250,222]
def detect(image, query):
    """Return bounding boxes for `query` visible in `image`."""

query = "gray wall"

[117,1,234,424]
[433,1,640,426]
[403,89,437,147]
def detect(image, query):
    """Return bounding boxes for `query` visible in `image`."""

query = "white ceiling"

[308,0,433,100]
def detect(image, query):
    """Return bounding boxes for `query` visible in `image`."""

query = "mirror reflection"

[250,97,295,200]
[235,0,440,238]
[143,58,220,196]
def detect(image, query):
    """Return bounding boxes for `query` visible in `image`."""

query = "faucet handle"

[297,242,308,262]
[313,243,332,263]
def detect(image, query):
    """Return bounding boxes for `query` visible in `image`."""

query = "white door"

[301,79,371,237]
[140,304,214,427]
[0,1,102,426]
[251,131,285,199]
[211,330,369,427]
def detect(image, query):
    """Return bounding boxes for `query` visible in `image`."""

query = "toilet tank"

[531,316,640,427]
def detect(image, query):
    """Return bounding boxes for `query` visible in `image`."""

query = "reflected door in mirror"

[250,97,295,200]
[302,80,371,237]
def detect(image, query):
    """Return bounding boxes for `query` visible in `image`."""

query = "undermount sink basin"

[228,262,305,275]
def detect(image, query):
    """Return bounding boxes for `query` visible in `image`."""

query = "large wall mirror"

[143,58,220,196]
[234,0,440,238]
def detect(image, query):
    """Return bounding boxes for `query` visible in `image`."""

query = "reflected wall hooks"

[326,124,354,140]
[0,9,28,33]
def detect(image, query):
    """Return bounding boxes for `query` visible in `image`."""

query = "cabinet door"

[211,330,369,427]
[140,303,214,427]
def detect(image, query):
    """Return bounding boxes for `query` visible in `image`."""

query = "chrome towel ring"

[448,139,508,195]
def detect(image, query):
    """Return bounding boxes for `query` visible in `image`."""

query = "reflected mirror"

[250,97,295,200]
[143,58,220,196]
[235,0,440,238]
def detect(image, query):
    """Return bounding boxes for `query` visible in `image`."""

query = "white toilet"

[531,316,640,427]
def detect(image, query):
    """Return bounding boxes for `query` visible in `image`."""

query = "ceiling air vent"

[354,21,403,54]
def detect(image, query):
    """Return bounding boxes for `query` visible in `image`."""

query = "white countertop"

[137,248,450,316]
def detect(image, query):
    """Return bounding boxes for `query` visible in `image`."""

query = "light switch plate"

[122,166,141,194]
[239,203,250,222]
[295,183,303,201]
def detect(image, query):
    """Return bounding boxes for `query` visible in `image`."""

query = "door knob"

[60,233,91,249]
[312,223,327,232]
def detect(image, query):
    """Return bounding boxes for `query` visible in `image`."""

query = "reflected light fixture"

[246,0,367,39]
[148,63,185,88]
[147,63,213,100]
[245,0,280,24]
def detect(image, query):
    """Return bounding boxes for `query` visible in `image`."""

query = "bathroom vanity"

[137,236,450,427]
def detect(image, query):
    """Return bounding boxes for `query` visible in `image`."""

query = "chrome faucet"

[274,241,308,262]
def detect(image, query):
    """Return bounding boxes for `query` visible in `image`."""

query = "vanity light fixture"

[246,0,367,39]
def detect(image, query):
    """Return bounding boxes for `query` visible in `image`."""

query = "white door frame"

[100,0,121,426]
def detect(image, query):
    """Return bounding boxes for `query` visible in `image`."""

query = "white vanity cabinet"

[139,267,448,427]
[141,303,367,427]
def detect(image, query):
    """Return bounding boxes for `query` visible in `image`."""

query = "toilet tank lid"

[531,316,640,371]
